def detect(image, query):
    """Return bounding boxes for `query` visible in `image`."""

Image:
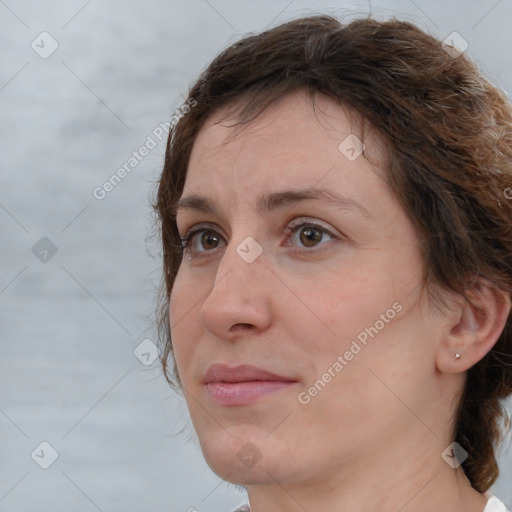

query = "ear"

[435,281,511,374]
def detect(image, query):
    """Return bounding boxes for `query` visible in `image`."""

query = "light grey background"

[1,1,511,511]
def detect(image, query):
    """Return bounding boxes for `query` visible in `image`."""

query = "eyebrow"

[174,187,373,220]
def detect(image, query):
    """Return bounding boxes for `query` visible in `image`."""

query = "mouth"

[203,363,297,406]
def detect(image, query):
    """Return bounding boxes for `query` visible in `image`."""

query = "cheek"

[290,279,392,395]
[169,267,203,326]
[310,292,432,430]
[295,259,420,391]
[169,272,202,379]
[305,267,395,344]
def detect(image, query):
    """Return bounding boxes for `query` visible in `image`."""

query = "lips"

[203,363,295,384]
[203,363,297,406]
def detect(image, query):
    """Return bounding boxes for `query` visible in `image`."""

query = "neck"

[245,437,487,512]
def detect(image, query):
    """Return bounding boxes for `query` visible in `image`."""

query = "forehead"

[194,91,379,151]
[183,91,388,205]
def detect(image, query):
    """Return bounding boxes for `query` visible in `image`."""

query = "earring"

[454,353,462,360]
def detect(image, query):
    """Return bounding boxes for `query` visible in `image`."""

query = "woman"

[155,15,512,512]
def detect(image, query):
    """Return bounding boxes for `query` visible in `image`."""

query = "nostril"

[230,323,255,333]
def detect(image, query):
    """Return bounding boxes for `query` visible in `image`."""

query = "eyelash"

[178,218,341,260]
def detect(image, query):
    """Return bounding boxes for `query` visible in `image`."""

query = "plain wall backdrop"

[1,0,511,510]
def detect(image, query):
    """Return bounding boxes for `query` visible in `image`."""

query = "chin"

[197,427,283,484]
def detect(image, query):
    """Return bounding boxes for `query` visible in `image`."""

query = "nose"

[199,237,273,341]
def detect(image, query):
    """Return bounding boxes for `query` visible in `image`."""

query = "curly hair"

[154,14,512,492]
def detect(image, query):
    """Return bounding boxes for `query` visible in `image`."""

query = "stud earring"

[454,353,462,360]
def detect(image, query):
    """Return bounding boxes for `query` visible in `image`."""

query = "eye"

[284,218,337,250]
[179,218,341,260]
[180,225,226,258]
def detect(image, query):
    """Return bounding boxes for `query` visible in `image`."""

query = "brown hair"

[155,15,512,492]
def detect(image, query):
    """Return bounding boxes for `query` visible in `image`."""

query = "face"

[170,91,447,488]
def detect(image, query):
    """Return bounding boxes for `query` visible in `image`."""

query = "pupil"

[300,227,321,247]
[202,231,218,250]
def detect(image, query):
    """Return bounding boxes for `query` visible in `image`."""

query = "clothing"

[483,492,511,512]
[232,493,510,512]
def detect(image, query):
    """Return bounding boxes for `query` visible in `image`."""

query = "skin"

[169,90,510,512]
